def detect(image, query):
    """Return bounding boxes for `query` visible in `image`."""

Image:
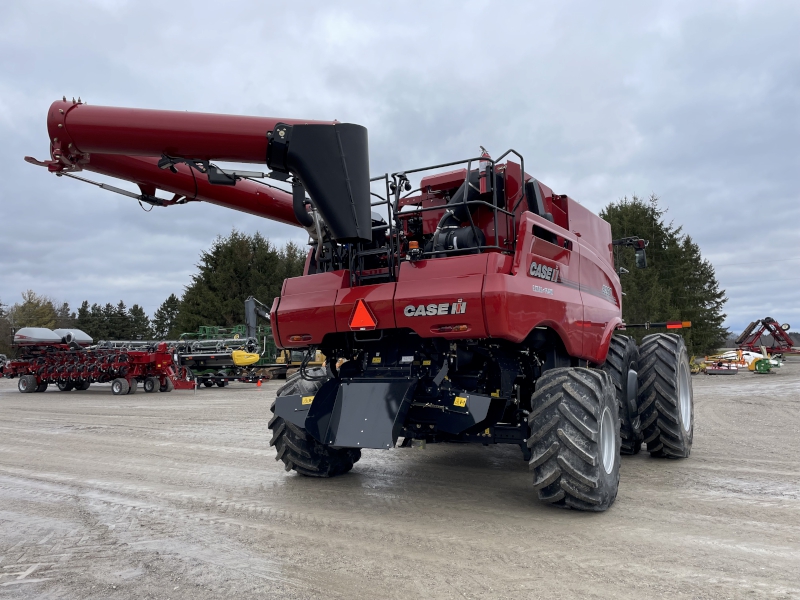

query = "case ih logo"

[404,299,467,317]
[529,260,559,282]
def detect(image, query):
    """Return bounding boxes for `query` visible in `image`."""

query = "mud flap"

[302,378,418,449]
[273,377,339,430]
[435,393,495,434]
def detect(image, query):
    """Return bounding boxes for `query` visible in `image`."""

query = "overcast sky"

[1,0,798,333]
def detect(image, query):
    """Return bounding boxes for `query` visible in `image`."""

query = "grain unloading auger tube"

[26,98,696,512]
[25,98,373,242]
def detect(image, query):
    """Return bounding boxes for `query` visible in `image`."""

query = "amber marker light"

[288,334,312,342]
[433,324,470,333]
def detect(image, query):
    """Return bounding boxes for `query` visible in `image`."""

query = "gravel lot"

[1,359,799,599]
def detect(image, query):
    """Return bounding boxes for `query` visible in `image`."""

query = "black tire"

[143,377,159,393]
[35,382,49,393]
[159,378,174,393]
[601,335,642,455]
[268,368,361,477]
[18,375,38,394]
[75,381,91,391]
[216,372,228,387]
[203,380,214,388]
[111,378,130,396]
[57,381,74,392]
[528,367,620,511]
[638,334,693,458]
[127,379,138,395]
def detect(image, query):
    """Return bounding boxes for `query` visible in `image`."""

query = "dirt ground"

[1,360,799,599]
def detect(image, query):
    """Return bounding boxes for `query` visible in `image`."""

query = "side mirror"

[635,247,647,269]
[633,239,647,268]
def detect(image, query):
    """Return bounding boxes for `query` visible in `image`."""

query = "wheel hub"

[599,406,615,474]
[678,360,691,431]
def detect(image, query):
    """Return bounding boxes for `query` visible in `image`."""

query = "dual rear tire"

[638,334,693,458]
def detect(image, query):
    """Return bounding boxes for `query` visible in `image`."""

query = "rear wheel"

[143,377,159,393]
[528,367,620,511]
[203,380,214,388]
[268,368,361,477]
[159,378,174,393]
[35,382,49,393]
[127,379,138,394]
[57,381,74,392]
[111,378,129,395]
[638,334,693,458]
[75,381,91,391]
[18,375,38,393]
[216,372,228,387]
[601,335,642,455]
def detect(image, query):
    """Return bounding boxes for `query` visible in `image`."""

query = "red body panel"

[395,256,489,339]
[274,210,621,362]
[275,271,350,345]
[336,284,397,333]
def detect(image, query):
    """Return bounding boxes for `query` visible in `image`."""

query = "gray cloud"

[1,0,797,331]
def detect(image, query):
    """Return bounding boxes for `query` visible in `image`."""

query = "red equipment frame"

[3,342,195,394]
[736,317,798,355]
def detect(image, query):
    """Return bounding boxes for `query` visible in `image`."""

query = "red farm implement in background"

[736,317,798,355]
[2,327,194,395]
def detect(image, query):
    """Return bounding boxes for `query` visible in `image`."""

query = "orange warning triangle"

[349,299,377,330]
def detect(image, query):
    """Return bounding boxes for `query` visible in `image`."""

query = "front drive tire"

[638,333,693,458]
[528,367,620,511]
[268,368,361,478]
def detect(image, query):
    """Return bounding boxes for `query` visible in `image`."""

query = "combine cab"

[26,99,696,511]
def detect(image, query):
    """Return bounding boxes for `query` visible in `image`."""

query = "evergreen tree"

[101,303,116,339]
[601,194,728,355]
[128,304,151,340]
[152,294,181,339]
[76,301,91,333]
[112,301,131,339]
[54,302,75,329]
[176,230,305,332]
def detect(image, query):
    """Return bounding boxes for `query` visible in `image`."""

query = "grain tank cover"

[267,123,372,243]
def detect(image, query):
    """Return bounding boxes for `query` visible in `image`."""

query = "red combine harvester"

[3,327,194,394]
[26,98,694,511]
[736,317,797,356]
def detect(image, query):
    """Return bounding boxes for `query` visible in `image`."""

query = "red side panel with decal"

[485,214,583,355]
[394,254,489,338]
[578,241,622,363]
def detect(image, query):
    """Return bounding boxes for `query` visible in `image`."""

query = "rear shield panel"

[307,378,417,449]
